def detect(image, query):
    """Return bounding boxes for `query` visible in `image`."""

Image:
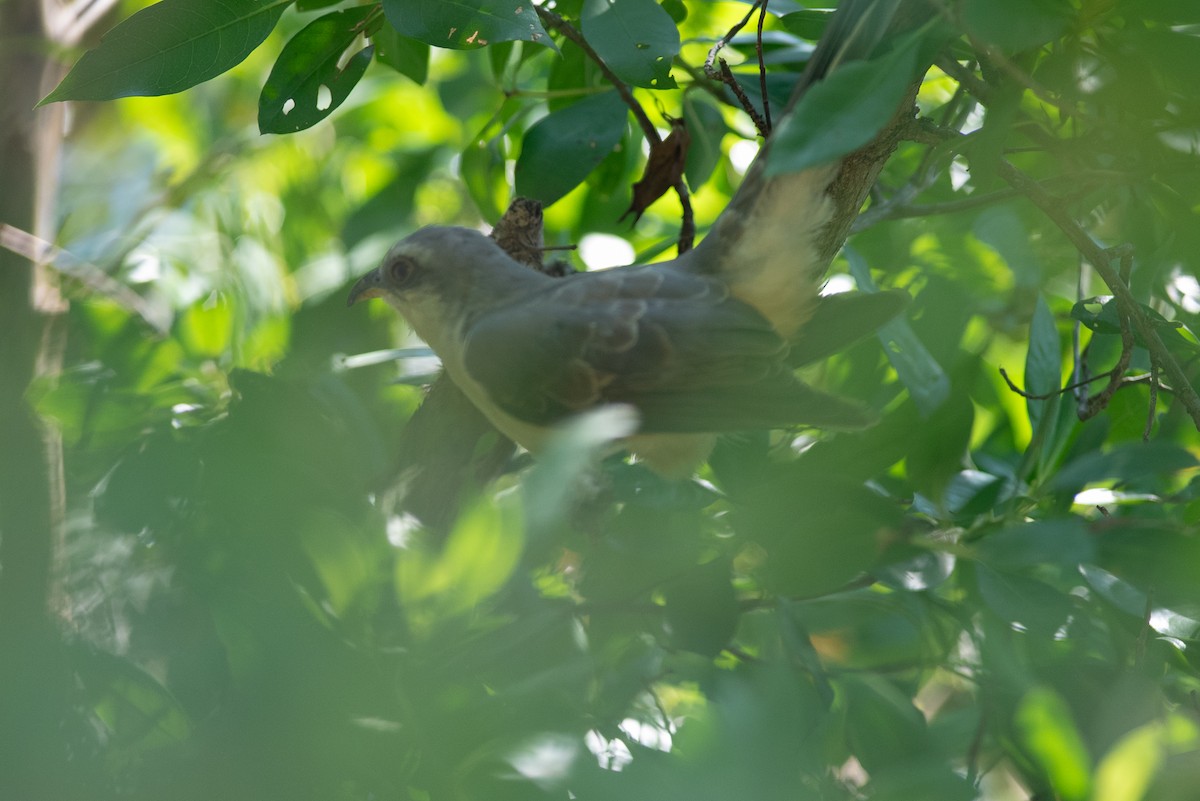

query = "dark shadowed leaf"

[975,519,1094,570]
[373,24,430,84]
[963,0,1072,52]
[43,0,290,103]
[1026,294,1062,435]
[682,93,727,190]
[1049,441,1198,493]
[515,91,628,205]
[380,0,555,51]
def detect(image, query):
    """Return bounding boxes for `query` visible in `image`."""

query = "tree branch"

[995,159,1200,429]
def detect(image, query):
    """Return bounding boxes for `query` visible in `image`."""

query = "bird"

[348,0,913,477]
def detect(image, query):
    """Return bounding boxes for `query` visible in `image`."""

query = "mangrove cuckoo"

[348,0,913,476]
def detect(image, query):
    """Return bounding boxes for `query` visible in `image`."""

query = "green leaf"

[373,24,430,84]
[179,294,232,357]
[1049,441,1198,493]
[976,566,1075,636]
[380,0,555,51]
[515,90,628,205]
[581,0,679,89]
[743,475,899,597]
[259,7,374,134]
[847,248,949,415]
[661,559,739,656]
[975,519,1094,571]
[396,497,524,616]
[1015,687,1092,801]
[682,93,727,190]
[1026,294,1062,436]
[787,288,911,367]
[523,405,639,541]
[906,392,974,505]
[42,0,291,103]
[766,27,922,175]
[963,0,1072,53]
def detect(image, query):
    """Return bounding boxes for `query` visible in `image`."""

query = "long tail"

[682,0,906,339]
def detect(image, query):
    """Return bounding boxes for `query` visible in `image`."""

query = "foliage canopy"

[6,0,1200,799]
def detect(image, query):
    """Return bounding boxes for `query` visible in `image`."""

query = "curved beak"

[347,268,384,307]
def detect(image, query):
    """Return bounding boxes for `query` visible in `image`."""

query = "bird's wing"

[461,266,874,433]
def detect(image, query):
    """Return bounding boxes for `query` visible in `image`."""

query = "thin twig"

[719,60,770,136]
[0,224,164,332]
[1082,287,1135,419]
[996,159,1200,430]
[536,7,694,251]
[703,1,760,76]
[756,0,772,132]
[702,0,771,136]
[999,366,1117,401]
[536,7,658,142]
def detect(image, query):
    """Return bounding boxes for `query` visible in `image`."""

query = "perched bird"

[349,0,912,477]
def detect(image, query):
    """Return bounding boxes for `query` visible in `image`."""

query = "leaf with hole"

[259,7,375,134]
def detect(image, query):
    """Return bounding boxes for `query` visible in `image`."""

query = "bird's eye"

[388,256,416,285]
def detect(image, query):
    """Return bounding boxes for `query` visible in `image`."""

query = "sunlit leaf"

[396,497,524,616]
[42,0,290,103]
[1094,716,1200,801]
[1015,687,1092,801]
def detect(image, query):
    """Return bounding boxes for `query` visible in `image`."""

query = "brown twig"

[1082,291,1135,419]
[537,7,657,141]
[536,7,695,251]
[756,0,772,132]
[703,0,772,136]
[996,159,1200,429]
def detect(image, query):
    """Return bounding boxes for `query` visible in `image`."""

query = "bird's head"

[347,225,544,346]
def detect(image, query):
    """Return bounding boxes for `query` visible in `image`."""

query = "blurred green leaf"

[662,558,739,656]
[1049,441,1198,493]
[396,497,524,616]
[1015,686,1092,801]
[906,391,974,505]
[975,519,1094,570]
[975,565,1075,636]
[847,249,950,415]
[259,8,375,134]
[43,0,289,103]
[1094,716,1200,801]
